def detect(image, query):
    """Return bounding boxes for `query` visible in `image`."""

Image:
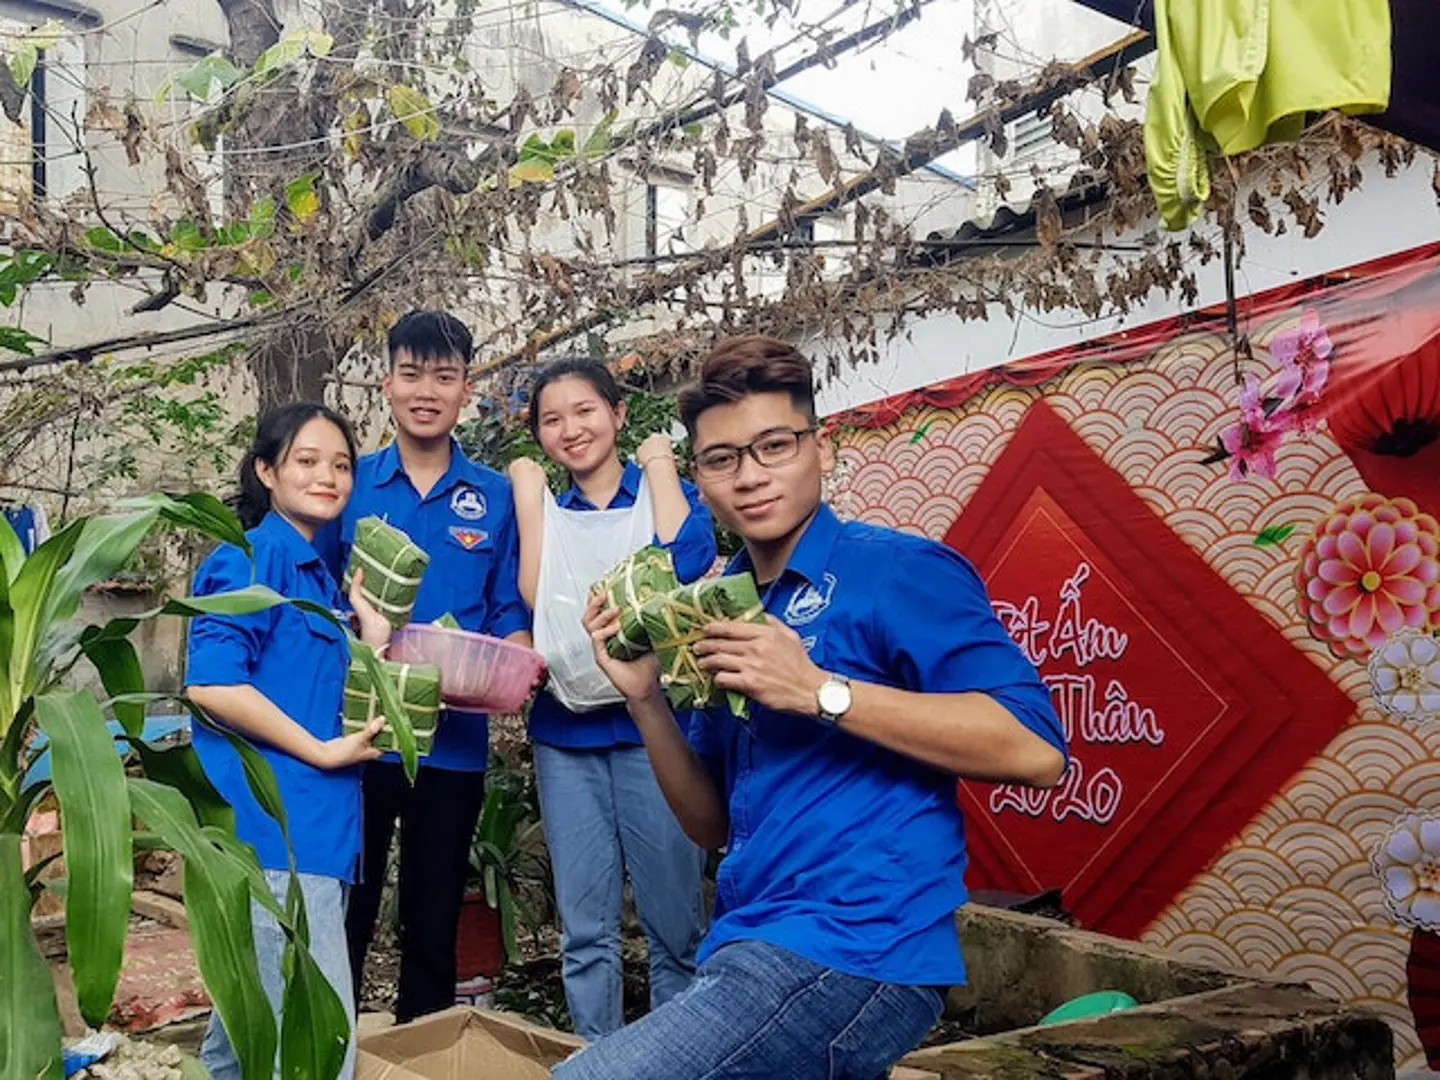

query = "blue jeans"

[552,939,946,1080]
[201,870,356,1080]
[533,742,707,1039]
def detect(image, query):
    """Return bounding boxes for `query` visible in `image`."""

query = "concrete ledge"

[951,905,1262,1032]
[131,889,188,931]
[904,983,1394,1079]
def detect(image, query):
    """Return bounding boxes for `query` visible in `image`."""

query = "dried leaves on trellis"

[0,0,1426,472]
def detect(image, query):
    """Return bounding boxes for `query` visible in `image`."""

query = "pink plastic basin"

[388,625,546,713]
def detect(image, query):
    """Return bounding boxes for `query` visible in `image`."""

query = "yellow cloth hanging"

[1146,0,1392,231]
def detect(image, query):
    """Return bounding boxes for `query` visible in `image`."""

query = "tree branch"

[479,28,1157,373]
[0,308,291,375]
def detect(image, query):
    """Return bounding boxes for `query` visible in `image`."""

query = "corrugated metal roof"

[919,168,1112,249]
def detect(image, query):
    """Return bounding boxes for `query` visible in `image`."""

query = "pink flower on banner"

[1296,494,1440,658]
[1270,311,1333,423]
[1219,376,1290,480]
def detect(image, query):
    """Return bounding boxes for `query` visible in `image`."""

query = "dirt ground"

[358,921,653,1034]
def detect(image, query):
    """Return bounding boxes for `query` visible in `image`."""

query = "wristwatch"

[816,673,853,726]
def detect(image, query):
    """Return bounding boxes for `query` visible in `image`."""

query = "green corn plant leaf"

[131,831,170,854]
[137,584,418,784]
[35,690,133,1027]
[158,584,306,619]
[129,779,277,1080]
[111,691,289,835]
[189,702,290,834]
[280,933,350,1080]
[203,827,282,921]
[23,850,63,890]
[29,509,164,699]
[349,638,417,782]
[2,768,47,834]
[0,708,33,823]
[36,616,140,700]
[121,689,325,946]
[7,520,83,724]
[284,868,309,949]
[0,833,64,1080]
[44,491,246,634]
[186,709,308,942]
[81,632,146,737]
[122,735,234,833]
[119,492,251,554]
[0,510,23,584]
[44,510,159,631]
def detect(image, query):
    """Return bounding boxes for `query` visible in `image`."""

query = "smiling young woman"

[505,358,718,1039]
[186,402,392,1080]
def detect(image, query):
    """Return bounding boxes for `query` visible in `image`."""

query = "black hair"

[387,309,474,370]
[236,403,359,529]
[526,357,625,436]
[679,335,816,437]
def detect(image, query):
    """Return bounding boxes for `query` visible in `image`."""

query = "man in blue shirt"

[320,310,532,1023]
[561,335,1067,1079]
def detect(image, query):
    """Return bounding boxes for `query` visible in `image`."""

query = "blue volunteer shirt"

[320,440,531,772]
[186,512,361,881]
[687,504,1066,987]
[528,460,718,749]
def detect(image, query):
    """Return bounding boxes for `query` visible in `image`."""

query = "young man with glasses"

[563,334,1067,1079]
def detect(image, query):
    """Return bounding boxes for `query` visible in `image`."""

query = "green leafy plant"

[468,765,546,965]
[1,493,415,1080]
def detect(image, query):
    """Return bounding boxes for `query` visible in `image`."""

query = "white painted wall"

[814,153,1440,416]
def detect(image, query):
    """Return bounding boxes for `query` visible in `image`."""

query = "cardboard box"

[356,1007,585,1080]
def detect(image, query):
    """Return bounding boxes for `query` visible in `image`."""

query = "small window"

[796,212,843,246]
[0,21,86,206]
[645,183,690,258]
[1011,112,1053,160]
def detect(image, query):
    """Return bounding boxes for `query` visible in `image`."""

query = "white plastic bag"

[533,477,655,712]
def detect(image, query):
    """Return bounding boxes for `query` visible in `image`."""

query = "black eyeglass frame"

[692,426,819,480]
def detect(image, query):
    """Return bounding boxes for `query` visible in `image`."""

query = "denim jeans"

[533,742,707,1039]
[201,870,356,1080]
[552,939,946,1080]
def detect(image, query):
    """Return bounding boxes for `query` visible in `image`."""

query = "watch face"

[819,680,850,716]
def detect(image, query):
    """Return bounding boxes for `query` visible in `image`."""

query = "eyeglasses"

[693,426,818,480]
